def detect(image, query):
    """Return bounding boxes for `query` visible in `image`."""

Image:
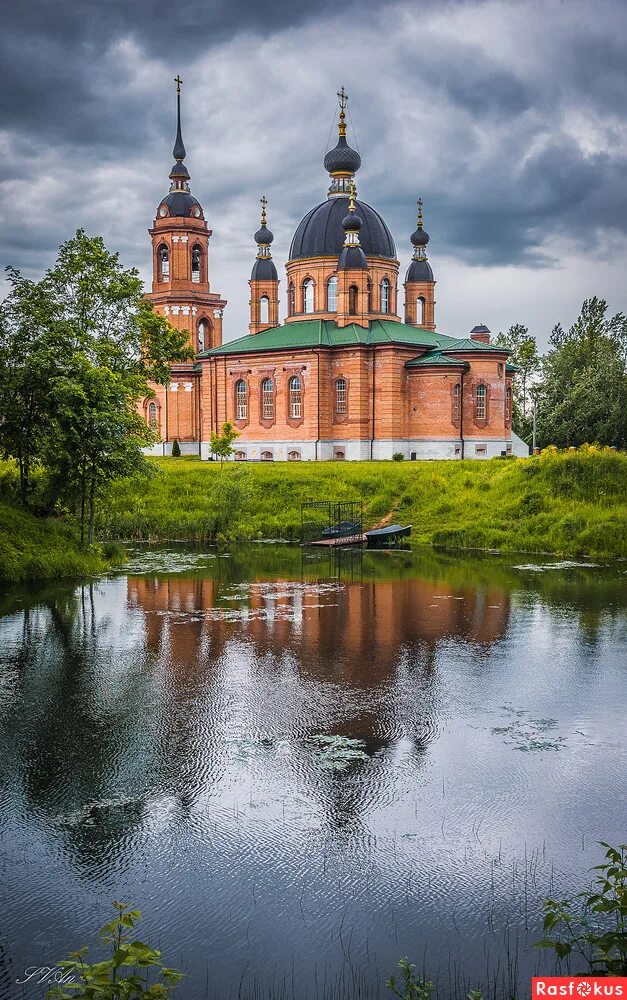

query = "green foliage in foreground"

[537,842,627,975]
[46,901,182,999]
[98,446,627,558]
[0,500,123,584]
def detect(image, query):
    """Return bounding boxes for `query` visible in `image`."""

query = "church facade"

[142,83,528,461]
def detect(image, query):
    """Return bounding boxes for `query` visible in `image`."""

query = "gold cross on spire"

[174,75,183,94]
[260,195,267,226]
[337,85,348,137]
[417,197,424,227]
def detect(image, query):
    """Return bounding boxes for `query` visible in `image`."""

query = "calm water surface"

[0,545,626,1000]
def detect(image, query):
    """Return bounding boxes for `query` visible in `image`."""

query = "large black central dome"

[289,197,396,261]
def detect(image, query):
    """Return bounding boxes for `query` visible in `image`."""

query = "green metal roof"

[406,351,470,369]
[199,320,511,358]
[506,362,519,373]
[439,337,508,354]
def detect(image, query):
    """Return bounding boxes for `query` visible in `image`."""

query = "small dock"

[307,534,366,547]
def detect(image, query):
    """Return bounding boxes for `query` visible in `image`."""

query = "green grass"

[0,501,124,585]
[98,446,627,559]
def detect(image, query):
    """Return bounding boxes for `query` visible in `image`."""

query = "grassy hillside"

[98,447,627,558]
[0,502,121,585]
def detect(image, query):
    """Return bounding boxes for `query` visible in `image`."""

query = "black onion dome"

[324,135,361,175]
[251,257,278,281]
[338,246,368,270]
[410,225,429,248]
[406,258,434,282]
[160,191,203,218]
[290,198,395,260]
[342,211,362,231]
[254,224,274,245]
[169,161,190,180]
[470,324,491,336]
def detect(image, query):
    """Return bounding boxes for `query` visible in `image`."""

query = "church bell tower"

[145,76,226,356]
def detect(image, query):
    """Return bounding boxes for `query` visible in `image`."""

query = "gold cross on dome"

[417,197,423,226]
[174,75,183,94]
[260,195,267,225]
[337,86,348,113]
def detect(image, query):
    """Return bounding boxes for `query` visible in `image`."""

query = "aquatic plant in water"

[491,705,567,751]
[308,735,370,770]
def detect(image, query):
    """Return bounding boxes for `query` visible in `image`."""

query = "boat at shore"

[365,524,412,549]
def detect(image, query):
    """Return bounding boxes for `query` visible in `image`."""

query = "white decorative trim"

[191,306,197,315]
[164,305,170,315]
[213,309,222,319]
[172,236,180,243]
[171,305,180,315]
[170,383,179,392]
[184,382,193,392]
[182,306,190,316]
[181,235,189,243]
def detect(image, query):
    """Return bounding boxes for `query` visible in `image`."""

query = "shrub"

[537,842,627,975]
[392,452,405,462]
[171,439,181,457]
[46,901,183,999]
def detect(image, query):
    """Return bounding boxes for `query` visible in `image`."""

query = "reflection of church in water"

[127,563,511,738]
[141,79,529,461]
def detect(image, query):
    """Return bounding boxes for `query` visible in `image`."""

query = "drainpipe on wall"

[370,345,376,460]
[315,350,321,462]
[460,370,465,460]
[164,384,169,457]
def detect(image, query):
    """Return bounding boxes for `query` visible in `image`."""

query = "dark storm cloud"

[1,0,626,340]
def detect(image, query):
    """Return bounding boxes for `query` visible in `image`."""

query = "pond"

[0,545,626,999]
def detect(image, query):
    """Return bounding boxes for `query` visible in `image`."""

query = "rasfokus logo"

[532,978,627,998]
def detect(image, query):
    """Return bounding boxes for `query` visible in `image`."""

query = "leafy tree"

[537,298,627,449]
[210,421,240,468]
[46,900,183,999]
[0,229,193,531]
[45,357,152,545]
[0,270,69,505]
[495,323,540,439]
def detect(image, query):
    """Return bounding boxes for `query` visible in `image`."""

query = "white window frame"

[336,377,347,414]
[262,378,274,420]
[289,376,302,419]
[236,380,247,420]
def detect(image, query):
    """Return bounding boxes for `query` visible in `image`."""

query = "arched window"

[235,379,247,420]
[148,401,158,430]
[381,278,390,314]
[327,276,338,312]
[335,377,347,414]
[235,450,247,461]
[158,245,169,282]
[476,384,487,420]
[505,385,512,423]
[453,383,461,423]
[416,297,425,325]
[262,377,274,420]
[349,285,358,315]
[303,278,314,314]
[288,283,295,316]
[191,244,202,283]
[260,296,269,324]
[197,318,210,352]
[288,450,301,461]
[261,450,274,461]
[367,279,373,312]
[289,376,302,419]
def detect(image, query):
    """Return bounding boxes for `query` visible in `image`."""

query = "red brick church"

[142,81,528,461]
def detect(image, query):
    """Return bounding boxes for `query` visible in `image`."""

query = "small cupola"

[325,86,362,198]
[404,198,436,331]
[249,196,279,335]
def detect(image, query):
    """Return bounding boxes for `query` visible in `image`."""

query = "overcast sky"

[1,0,626,348]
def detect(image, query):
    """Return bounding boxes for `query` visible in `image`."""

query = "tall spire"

[169,75,190,187]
